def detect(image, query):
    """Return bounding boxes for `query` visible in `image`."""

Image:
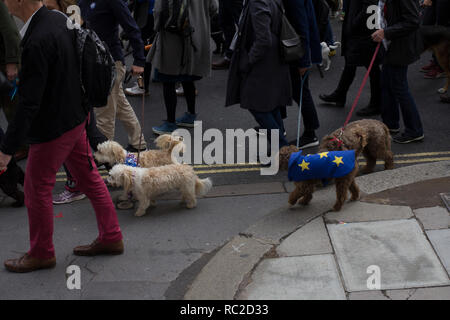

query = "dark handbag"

[275,0,305,63]
[0,72,13,94]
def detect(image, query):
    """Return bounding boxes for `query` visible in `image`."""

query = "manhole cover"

[440,193,450,212]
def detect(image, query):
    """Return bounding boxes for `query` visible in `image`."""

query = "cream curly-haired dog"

[94,134,184,168]
[107,164,213,217]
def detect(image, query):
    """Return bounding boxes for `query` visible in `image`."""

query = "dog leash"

[296,70,309,148]
[136,75,145,167]
[331,42,381,147]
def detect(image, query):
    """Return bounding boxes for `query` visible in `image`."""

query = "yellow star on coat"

[332,156,344,167]
[298,159,310,171]
[318,152,329,159]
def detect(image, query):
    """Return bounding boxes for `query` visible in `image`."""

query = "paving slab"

[328,219,450,292]
[349,287,450,300]
[426,229,450,275]
[245,187,337,243]
[356,161,450,195]
[325,202,413,224]
[277,217,332,257]
[184,235,273,300]
[238,255,346,300]
[414,207,449,230]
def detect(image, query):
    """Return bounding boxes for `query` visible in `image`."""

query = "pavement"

[1,160,448,300]
[183,160,450,300]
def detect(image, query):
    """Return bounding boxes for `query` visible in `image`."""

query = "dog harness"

[125,153,138,167]
[288,150,356,183]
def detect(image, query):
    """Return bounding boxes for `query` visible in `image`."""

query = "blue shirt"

[78,0,145,67]
[288,150,356,182]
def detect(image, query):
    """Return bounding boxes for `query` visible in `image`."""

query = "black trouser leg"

[290,67,320,133]
[335,64,357,102]
[163,82,177,123]
[369,64,382,108]
[181,81,196,115]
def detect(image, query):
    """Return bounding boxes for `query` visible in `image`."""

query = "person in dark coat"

[225,0,292,148]
[319,0,382,117]
[373,0,424,144]
[284,0,322,149]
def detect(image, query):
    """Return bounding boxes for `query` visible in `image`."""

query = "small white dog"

[94,134,184,168]
[107,164,213,217]
[320,41,341,71]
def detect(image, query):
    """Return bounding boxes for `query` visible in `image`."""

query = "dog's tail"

[329,42,341,50]
[195,177,213,197]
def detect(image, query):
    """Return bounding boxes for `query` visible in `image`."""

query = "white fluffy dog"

[320,41,341,71]
[94,134,184,168]
[107,164,213,217]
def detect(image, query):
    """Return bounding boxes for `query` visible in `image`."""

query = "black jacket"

[383,0,422,66]
[0,6,88,155]
[341,0,381,66]
[225,0,292,112]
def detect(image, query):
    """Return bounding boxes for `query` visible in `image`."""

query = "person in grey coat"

[225,0,292,148]
[149,0,218,135]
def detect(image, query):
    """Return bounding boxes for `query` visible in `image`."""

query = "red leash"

[332,42,382,146]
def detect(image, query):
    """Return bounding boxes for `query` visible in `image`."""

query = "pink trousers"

[25,120,122,259]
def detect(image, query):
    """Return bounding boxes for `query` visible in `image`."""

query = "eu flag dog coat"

[288,150,356,183]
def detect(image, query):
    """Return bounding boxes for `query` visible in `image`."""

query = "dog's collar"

[330,129,345,148]
[124,153,138,167]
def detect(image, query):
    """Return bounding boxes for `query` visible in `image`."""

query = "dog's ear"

[321,135,341,151]
[155,135,172,150]
[121,169,133,192]
[112,142,126,163]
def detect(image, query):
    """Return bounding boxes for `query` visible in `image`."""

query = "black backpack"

[160,0,193,37]
[74,27,116,108]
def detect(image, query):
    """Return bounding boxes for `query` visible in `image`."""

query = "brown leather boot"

[4,254,56,273]
[73,239,124,256]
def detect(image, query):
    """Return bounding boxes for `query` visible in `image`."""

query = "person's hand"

[371,29,385,43]
[131,65,144,76]
[0,151,12,172]
[423,0,432,7]
[5,64,18,81]
[298,67,309,76]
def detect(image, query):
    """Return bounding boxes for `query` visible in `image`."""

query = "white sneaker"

[176,84,184,96]
[125,84,148,96]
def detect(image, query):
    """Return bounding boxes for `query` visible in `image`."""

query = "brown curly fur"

[279,119,394,211]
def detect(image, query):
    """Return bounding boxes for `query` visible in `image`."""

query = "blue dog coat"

[288,150,356,183]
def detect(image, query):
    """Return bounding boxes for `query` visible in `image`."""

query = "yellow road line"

[54,157,450,181]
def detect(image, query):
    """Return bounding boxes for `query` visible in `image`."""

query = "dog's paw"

[185,201,197,209]
[332,203,343,211]
[134,210,147,217]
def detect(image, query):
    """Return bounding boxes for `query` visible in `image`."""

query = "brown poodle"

[279,119,394,211]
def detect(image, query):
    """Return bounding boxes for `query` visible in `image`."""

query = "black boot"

[319,91,346,108]
[356,104,381,117]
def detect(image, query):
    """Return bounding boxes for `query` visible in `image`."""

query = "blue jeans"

[381,64,423,137]
[249,107,288,148]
